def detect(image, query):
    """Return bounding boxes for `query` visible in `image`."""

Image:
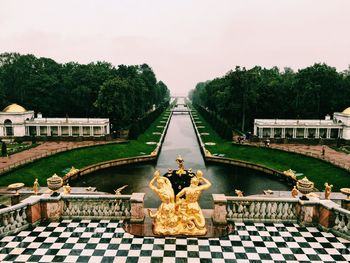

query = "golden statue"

[33,178,40,195]
[63,183,71,195]
[324,182,333,200]
[115,185,128,195]
[235,189,244,197]
[291,186,298,198]
[175,170,211,235]
[149,168,211,236]
[175,155,185,176]
[149,170,178,235]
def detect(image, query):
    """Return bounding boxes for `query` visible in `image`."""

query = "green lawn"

[0,111,170,187]
[192,111,350,191]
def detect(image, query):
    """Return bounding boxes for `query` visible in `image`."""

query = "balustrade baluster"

[271,202,277,219]
[260,202,266,219]
[266,202,272,218]
[282,203,289,220]
[334,213,341,230]
[254,202,261,219]
[277,203,283,219]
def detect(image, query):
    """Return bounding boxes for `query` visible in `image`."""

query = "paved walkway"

[0,141,122,174]
[0,219,349,263]
[251,143,350,171]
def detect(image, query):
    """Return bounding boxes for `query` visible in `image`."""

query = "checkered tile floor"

[0,220,349,263]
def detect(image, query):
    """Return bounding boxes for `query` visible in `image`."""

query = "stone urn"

[47,174,63,197]
[297,177,314,200]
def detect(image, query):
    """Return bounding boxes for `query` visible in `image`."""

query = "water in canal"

[71,111,290,208]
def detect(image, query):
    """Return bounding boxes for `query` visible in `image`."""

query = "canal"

[71,107,290,208]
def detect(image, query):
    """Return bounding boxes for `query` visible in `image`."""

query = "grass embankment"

[0,111,171,187]
[191,111,350,191]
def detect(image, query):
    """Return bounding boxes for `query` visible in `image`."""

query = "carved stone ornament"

[47,174,63,197]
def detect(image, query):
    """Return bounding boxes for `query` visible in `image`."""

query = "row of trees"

[189,64,350,132]
[0,53,170,130]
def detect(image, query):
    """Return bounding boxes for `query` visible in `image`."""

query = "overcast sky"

[1,0,350,95]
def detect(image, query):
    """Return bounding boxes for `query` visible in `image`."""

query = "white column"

[292,128,296,138]
[270,128,274,138]
[47,126,51,136]
[304,128,307,138]
[282,128,286,138]
[36,126,40,136]
[253,125,257,136]
[326,128,331,139]
[58,126,62,136]
[79,126,83,136]
[90,126,93,136]
[316,128,320,138]
[69,126,72,136]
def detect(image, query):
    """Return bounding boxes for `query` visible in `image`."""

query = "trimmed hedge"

[193,104,233,140]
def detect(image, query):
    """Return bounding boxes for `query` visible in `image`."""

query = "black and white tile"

[0,220,349,262]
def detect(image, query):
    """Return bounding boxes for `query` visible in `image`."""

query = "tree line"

[189,64,350,133]
[0,53,170,130]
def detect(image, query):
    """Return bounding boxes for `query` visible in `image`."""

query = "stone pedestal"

[25,196,42,224]
[212,194,227,225]
[318,200,338,229]
[41,194,63,222]
[297,198,319,225]
[130,193,145,223]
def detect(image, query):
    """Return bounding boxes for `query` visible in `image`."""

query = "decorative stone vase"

[297,177,314,200]
[47,174,63,197]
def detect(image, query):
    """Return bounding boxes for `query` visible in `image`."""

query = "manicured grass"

[0,111,170,187]
[192,111,350,191]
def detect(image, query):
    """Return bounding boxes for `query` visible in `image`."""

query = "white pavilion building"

[0,103,110,138]
[253,107,350,140]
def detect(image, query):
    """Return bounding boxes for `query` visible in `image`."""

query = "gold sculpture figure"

[149,168,211,236]
[291,186,298,198]
[33,178,40,195]
[114,185,128,195]
[235,189,244,197]
[63,183,71,195]
[149,170,178,235]
[324,182,333,200]
[175,170,211,235]
[175,155,185,176]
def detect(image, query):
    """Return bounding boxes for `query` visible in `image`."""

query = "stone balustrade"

[0,202,29,237]
[62,194,132,220]
[213,194,350,240]
[332,206,350,239]
[226,196,298,223]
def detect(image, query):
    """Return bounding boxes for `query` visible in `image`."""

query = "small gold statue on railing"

[291,186,298,198]
[324,182,333,200]
[33,178,40,195]
[149,167,211,236]
[115,185,128,195]
[235,189,244,197]
[63,183,71,195]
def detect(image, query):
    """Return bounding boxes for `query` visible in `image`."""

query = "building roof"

[2,103,27,113]
[342,107,350,115]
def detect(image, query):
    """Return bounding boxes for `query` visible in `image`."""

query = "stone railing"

[0,202,29,237]
[226,196,298,223]
[0,192,145,237]
[213,194,350,240]
[62,195,131,220]
[332,206,350,239]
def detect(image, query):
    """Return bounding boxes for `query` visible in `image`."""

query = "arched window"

[4,119,13,136]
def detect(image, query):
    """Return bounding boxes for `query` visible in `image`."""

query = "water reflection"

[71,113,290,208]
